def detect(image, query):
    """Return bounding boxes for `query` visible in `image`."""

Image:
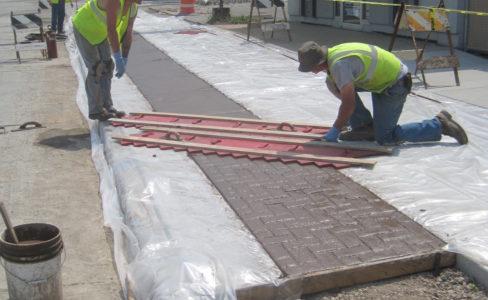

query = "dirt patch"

[307,268,488,300]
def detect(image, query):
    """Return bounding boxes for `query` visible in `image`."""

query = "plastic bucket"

[0,223,63,300]
[180,0,195,15]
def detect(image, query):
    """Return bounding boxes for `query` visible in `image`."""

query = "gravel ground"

[307,268,488,300]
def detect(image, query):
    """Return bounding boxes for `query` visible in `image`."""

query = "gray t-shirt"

[329,56,408,90]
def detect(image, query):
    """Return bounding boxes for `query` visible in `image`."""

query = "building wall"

[288,0,466,48]
[466,0,488,53]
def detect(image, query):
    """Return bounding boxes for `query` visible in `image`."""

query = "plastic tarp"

[134,9,488,275]
[65,21,283,300]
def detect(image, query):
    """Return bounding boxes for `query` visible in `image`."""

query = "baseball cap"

[298,41,328,72]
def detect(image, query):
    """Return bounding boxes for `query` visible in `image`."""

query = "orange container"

[180,0,195,14]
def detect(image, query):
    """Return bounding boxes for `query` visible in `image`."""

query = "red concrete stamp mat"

[112,112,390,168]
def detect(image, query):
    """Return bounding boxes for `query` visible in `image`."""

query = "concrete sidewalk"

[0,0,121,298]
[0,0,486,298]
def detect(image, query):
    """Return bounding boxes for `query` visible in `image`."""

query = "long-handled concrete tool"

[0,202,19,244]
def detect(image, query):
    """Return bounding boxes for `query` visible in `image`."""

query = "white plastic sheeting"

[65,21,283,299]
[134,10,488,274]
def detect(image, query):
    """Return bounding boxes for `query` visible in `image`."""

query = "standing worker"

[72,0,141,121]
[297,41,468,145]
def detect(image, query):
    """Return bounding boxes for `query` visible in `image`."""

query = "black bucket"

[0,223,63,263]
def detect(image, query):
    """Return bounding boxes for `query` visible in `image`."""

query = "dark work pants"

[51,0,65,32]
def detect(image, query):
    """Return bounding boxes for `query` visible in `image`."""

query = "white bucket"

[0,223,64,300]
[3,254,63,300]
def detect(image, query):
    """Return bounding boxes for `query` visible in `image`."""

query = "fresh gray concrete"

[0,0,121,298]
[129,33,252,117]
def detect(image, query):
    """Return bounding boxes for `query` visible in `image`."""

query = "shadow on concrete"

[37,128,91,151]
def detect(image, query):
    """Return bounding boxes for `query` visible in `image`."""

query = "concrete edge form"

[236,250,456,299]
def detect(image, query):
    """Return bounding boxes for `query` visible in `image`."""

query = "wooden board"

[112,118,326,139]
[417,55,460,70]
[129,112,329,129]
[141,126,393,154]
[113,135,377,167]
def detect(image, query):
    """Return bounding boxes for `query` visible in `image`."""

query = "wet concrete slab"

[128,34,253,118]
[126,33,455,297]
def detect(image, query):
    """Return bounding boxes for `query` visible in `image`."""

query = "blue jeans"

[349,79,442,145]
[51,0,65,32]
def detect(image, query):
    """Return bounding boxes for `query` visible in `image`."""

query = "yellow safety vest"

[327,43,401,93]
[51,0,71,4]
[72,0,137,45]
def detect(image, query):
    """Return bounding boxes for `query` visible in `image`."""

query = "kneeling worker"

[298,41,468,145]
[72,0,141,121]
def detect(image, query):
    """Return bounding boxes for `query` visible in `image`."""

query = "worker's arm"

[323,82,355,142]
[105,0,120,54]
[103,0,125,77]
[121,16,135,58]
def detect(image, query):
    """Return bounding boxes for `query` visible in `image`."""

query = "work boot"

[339,124,375,142]
[436,110,468,145]
[107,107,126,118]
[88,109,116,122]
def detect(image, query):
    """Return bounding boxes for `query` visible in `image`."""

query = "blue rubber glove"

[123,56,128,68]
[113,51,125,78]
[323,126,340,143]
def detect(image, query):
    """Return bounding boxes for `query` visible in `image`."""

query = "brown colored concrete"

[193,154,454,295]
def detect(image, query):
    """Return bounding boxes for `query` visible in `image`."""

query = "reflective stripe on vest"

[89,0,107,23]
[327,43,400,93]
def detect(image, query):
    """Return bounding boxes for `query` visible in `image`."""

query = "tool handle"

[0,202,19,244]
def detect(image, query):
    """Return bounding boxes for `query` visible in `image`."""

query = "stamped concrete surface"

[195,155,447,276]
[127,28,454,296]
[0,1,121,298]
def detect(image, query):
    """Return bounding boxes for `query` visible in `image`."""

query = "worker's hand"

[113,51,125,78]
[323,126,340,143]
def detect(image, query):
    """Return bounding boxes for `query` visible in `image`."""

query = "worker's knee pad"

[102,59,114,78]
[90,61,104,82]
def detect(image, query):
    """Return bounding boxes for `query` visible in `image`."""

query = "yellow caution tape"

[324,0,488,17]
